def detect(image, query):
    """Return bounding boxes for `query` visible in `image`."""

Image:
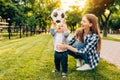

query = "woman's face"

[80,16,92,30]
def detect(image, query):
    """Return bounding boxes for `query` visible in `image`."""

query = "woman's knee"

[73,41,85,49]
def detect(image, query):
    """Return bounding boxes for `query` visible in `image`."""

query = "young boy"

[50,21,70,77]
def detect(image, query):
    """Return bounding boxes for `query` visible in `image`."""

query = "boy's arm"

[49,22,56,36]
[63,23,70,38]
[63,30,70,38]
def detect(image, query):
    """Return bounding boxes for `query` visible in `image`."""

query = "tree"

[66,6,82,32]
[0,0,18,25]
[82,0,117,37]
[26,15,38,35]
[109,9,120,33]
[35,0,62,32]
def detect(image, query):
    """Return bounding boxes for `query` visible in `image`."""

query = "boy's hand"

[51,21,55,26]
[62,20,68,32]
[51,21,56,28]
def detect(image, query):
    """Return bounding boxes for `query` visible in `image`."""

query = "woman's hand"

[57,42,78,53]
[56,42,67,51]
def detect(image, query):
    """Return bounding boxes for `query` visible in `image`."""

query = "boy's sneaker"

[62,72,67,77]
[52,69,59,72]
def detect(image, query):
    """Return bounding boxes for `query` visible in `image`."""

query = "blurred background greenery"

[0,0,120,40]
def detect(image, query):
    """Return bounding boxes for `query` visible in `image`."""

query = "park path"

[101,40,120,68]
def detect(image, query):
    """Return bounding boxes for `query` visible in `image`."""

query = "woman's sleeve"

[76,35,99,55]
[67,35,76,45]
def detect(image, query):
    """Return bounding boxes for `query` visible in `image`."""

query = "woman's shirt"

[68,32,100,69]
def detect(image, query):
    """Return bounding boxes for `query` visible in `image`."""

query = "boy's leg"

[61,51,68,74]
[54,51,61,71]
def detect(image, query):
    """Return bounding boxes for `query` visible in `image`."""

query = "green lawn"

[102,36,120,42]
[0,34,120,80]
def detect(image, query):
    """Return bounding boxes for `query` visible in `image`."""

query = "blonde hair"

[84,14,101,52]
[76,28,84,42]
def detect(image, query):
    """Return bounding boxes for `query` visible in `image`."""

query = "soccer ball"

[51,8,65,25]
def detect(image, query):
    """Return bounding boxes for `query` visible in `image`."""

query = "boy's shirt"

[50,27,70,52]
[54,33,63,52]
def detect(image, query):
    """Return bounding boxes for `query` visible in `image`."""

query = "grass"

[102,35,120,42]
[0,32,35,41]
[0,33,120,80]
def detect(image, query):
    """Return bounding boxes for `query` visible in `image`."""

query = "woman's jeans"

[68,41,89,64]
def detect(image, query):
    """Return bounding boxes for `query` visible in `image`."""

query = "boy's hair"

[76,28,84,42]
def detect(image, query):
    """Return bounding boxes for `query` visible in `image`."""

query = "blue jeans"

[54,51,68,73]
[68,41,89,64]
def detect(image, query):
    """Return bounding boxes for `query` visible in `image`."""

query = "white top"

[54,33,63,52]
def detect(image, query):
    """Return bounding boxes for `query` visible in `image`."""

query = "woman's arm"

[57,42,77,52]
[57,34,99,55]
[66,44,77,52]
[67,35,76,45]
[76,34,99,54]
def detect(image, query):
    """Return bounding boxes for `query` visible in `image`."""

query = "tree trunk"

[20,25,22,38]
[103,23,107,37]
[30,26,32,36]
[8,26,11,39]
[26,26,28,37]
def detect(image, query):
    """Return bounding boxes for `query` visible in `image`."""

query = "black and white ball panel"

[51,8,65,25]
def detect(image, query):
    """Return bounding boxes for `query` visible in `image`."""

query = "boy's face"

[57,25,64,33]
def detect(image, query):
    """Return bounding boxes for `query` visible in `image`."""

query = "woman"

[57,14,101,71]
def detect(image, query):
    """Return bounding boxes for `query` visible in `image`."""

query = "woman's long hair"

[84,14,101,52]
[76,28,84,42]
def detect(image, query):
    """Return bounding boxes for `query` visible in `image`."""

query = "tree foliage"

[82,0,120,36]
[66,6,82,32]
[0,0,61,31]
[109,10,120,31]
[0,0,120,35]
